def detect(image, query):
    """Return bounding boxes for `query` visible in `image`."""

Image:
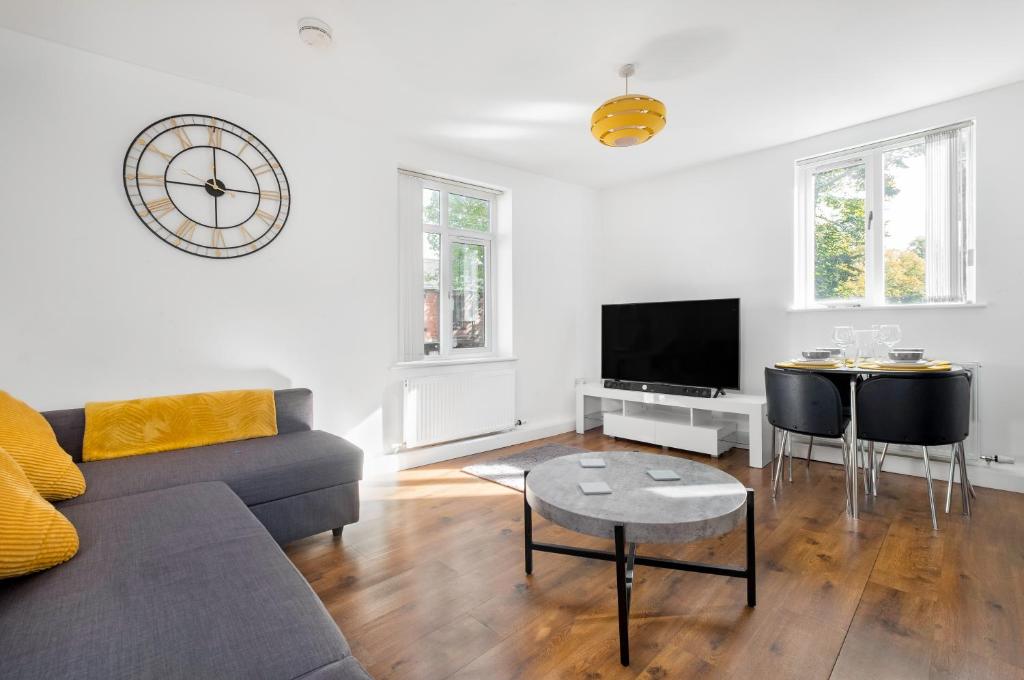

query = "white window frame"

[794,121,975,309]
[420,176,497,358]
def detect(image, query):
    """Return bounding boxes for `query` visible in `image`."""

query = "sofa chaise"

[0,388,371,679]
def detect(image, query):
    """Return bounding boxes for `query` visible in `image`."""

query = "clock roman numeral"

[127,173,165,187]
[238,134,254,155]
[145,197,175,217]
[175,219,197,240]
[172,124,193,149]
[237,225,255,242]
[208,125,223,147]
[259,189,281,201]
[254,208,277,226]
[210,229,226,249]
[252,162,279,176]
[143,143,173,161]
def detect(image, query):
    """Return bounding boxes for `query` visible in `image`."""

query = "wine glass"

[832,325,855,363]
[878,324,902,358]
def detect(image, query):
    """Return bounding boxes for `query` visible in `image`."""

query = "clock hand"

[176,168,236,197]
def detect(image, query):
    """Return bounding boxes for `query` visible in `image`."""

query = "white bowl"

[802,350,832,360]
[889,349,925,361]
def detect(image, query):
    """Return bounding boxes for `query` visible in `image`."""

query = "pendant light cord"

[619,63,636,95]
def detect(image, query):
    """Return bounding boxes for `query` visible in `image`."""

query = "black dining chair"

[855,372,973,530]
[765,368,853,502]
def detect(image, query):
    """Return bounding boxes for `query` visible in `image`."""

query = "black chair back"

[856,373,971,447]
[765,368,848,438]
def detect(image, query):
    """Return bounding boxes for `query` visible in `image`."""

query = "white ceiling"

[2,0,1023,187]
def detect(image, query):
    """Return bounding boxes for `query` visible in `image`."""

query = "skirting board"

[390,418,576,471]
[789,439,1024,494]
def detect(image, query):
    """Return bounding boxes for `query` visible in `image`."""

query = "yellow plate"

[774,361,843,370]
[856,360,952,372]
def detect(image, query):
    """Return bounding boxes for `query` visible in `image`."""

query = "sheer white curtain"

[398,173,425,362]
[924,128,968,302]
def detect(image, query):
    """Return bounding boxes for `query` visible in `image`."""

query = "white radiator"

[402,369,517,448]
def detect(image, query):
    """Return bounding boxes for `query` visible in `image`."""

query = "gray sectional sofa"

[0,388,372,680]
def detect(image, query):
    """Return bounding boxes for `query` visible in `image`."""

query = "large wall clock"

[123,114,290,259]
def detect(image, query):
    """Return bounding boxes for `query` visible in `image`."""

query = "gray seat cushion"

[0,482,370,680]
[60,430,363,508]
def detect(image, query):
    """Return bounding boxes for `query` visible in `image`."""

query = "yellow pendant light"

[591,64,666,147]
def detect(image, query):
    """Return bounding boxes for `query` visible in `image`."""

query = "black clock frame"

[122,114,291,259]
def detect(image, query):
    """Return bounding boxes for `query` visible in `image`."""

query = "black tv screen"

[602,298,740,390]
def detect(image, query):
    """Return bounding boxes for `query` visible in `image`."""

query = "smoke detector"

[298,18,332,49]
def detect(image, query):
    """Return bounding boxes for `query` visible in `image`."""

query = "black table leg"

[614,525,630,666]
[527,484,754,667]
[746,488,756,607]
[523,470,533,576]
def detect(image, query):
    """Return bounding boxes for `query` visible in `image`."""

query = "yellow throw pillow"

[0,446,79,579]
[83,389,278,462]
[0,391,85,501]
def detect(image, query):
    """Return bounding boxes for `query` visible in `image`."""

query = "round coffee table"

[523,451,755,667]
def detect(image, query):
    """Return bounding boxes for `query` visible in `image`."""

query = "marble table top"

[525,451,748,544]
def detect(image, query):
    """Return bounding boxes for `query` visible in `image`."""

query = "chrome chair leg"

[779,430,790,495]
[955,444,967,515]
[961,444,977,499]
[772,430,787,498]
[787,432,793,483]
[958,443,972,517]
[945,445,956,514]
[806,436,814,468]
[841,435,852,514]
[868,441,877,496]
[878,442,889,470]
[874,442,888,496]
[922,446,938,530]
[770,431,778,499]
[859,440,869,495]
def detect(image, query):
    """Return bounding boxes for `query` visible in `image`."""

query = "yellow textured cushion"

[0,391,86,501]
[0,446,79,579]
[83,389,278,462]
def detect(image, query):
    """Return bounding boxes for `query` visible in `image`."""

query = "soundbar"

[603,380,718,399]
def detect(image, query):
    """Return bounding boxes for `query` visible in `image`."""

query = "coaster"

[579,458,606,468]
[578,481,612,495]
[647,469,681,481]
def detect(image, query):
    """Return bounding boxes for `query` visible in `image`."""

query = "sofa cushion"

[0,446,79,579]
[60,430,363,508]
[0,390,85,501]
[0,482,370,680]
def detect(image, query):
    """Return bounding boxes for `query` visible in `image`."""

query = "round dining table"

[771,361,969,518]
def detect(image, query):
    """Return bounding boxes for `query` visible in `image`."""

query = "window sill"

[788,302,987,312]
[393,355,518,369]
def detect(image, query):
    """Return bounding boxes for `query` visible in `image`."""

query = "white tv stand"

[575,381,771,468]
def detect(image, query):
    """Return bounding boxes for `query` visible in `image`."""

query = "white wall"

[0,28,596,473]
[594,81,1024,475]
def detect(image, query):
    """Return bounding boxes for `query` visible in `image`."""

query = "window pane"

[423,232,440,356]
[883,143,926,304]
[448,193,489,232]
[423,189,440,226]
[451,242,486,349]
[814,163,866,301]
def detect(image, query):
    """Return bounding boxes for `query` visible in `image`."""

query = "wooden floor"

[286,431,1024,680]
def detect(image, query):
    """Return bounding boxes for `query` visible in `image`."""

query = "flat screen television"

[602,298,740,390]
